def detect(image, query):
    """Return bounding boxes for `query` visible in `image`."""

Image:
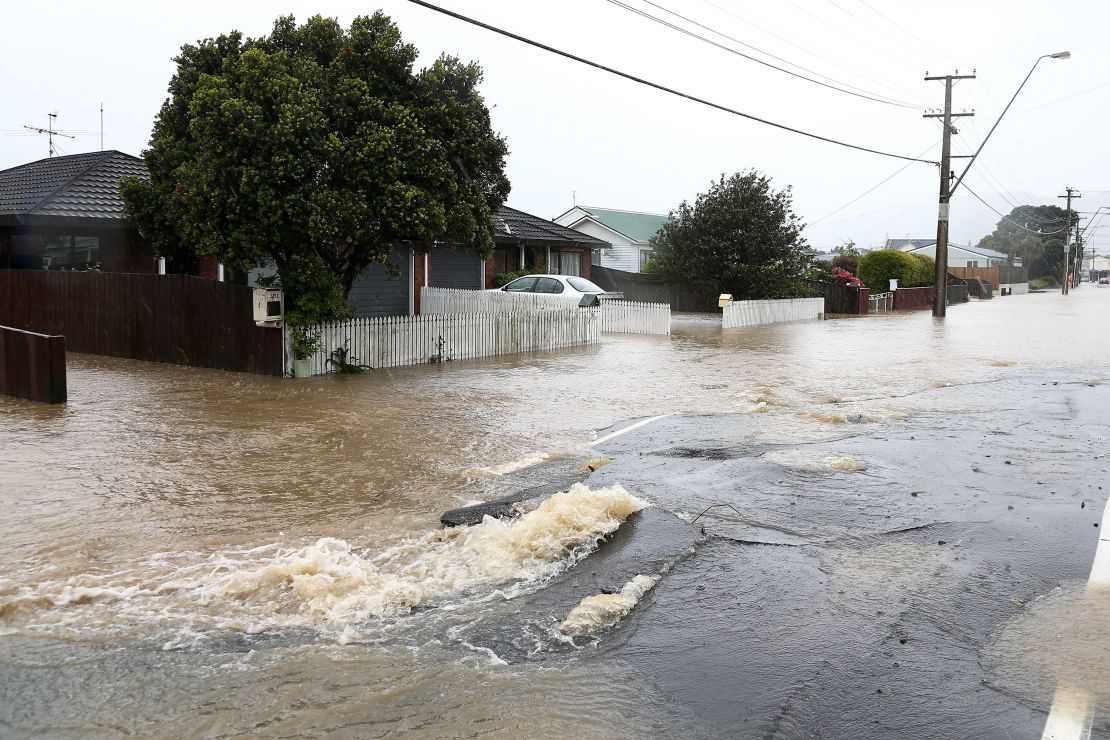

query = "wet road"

[2,287,1109,737]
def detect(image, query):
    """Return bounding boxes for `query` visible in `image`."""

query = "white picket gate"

[296,309,600,375]
[599,299,671,335]
[722,297,824,329]
[421,287,670,335]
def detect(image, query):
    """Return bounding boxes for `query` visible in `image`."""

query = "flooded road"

[2,288,1110,737]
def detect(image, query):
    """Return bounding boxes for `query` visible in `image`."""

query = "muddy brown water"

[2,288,1110,737]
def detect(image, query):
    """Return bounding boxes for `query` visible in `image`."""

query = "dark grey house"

[0,151,156,273]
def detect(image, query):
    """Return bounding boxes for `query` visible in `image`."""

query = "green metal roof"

[577,206,670,243]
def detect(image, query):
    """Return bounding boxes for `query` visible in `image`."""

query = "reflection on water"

[3,288,1110,734]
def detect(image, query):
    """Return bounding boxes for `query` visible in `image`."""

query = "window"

[966,260,978,268]
[534,277,564,294]
[559,251,581,277]
[503,276,538,292]
[567,277,604,293]
[42,234,100,269]
[639,249,653,271]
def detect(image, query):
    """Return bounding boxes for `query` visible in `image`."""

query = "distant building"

[884,238,1019,268]
[554,205,670,273]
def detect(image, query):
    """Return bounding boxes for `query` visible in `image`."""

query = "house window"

[559,251,581,276]
[591,249,601,266]
[966,260,978,268]
[43,234,100,270]
[639,249,653,271]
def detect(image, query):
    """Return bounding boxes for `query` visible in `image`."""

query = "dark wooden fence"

[0,325,66,403]
[0,271,283,375]
[801,280,868,314]
[591,266,719,312]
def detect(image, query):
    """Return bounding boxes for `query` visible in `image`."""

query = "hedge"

[858,250,935,291]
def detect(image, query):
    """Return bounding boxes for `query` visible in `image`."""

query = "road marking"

[1040,496,1110,740]
[589,413,675,447]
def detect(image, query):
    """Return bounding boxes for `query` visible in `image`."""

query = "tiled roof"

[494,205,610,248]
[576,206,670,243]
[0,150,148,221]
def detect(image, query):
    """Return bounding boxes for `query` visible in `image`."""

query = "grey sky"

[3,1,1107,251]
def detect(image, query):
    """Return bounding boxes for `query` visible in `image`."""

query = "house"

[0,151,157,273]
[554,205,670,273]
[347,205,611,317]
[884,238,1020,268]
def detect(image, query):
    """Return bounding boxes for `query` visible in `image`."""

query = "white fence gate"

[869,292,894,312]
[296,309,600,375]
[722,297,824,329]
[421,287,670,335]
[598,300,671,335]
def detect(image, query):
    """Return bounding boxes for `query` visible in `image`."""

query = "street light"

[950,52,1070,196]
[931,51,1070,316]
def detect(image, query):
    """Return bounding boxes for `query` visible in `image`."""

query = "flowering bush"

[831,268,864,287]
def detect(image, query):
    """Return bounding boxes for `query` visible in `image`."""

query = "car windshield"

[566,277,604,293]
[503,277,538,292]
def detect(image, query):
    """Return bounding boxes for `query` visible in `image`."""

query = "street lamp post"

[932,51,1070,317]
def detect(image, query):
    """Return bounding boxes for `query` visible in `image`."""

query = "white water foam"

[558,574,660,637]
[2,484,648,643]
[764,449,865,473]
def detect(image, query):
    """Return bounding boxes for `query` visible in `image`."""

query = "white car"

[491,274,624,302]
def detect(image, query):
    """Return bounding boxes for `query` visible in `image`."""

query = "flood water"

[3,287,1110,737]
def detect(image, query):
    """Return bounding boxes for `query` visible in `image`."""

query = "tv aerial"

[22,112,77,157]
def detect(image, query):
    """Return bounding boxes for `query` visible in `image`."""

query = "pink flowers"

[831,268,864,287]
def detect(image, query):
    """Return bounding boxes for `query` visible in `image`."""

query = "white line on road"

[589,413,675,447]
[1040,495,1110,740]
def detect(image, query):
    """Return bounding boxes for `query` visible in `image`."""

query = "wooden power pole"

[924,73,975,317]
[1058,187,1080,294]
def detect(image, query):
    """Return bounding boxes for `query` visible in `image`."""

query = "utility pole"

[924,72,975,317]
[1058,187,1080,294]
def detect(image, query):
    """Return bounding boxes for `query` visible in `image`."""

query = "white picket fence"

[722,297,824,329]
[421,287,670,335]
[296,309,600,375]
[422,287,570,313]
[599,299,671,335]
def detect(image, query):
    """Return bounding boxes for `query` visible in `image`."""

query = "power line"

[854,0,973,70]
[693,0,931,107]
[808,140,938,226]
[961,182,1069,234]
[611,0,921,108]
[406,0,938,165]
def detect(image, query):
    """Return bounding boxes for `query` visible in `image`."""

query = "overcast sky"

[4,1,1109,251]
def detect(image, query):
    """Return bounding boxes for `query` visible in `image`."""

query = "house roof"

[570,205,670,243]
[0,150,148,225]
[494,205,610,249]
[886,237,1009,261]
[885,238,936,250]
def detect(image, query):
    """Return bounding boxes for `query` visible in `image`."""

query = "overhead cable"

[611,0,921,109]
[961,182,1070,235]
[808,140,938,226]
[406,0,938,165]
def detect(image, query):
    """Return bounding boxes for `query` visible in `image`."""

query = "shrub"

[1029,276,1058,290]
[908,253,936,287]
[857,250,920,291]
[831,254,859,275]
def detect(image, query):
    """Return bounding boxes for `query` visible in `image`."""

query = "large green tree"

[977,205,1071,279]
[121,13,510,323]
[648,171,811,299]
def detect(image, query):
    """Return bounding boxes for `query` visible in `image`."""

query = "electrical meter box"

[253,288,284,327]
[718,293,734,308]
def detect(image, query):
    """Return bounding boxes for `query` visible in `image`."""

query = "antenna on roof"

[572,190,577,206]
[22,112,76,157]
[100,103,104,151]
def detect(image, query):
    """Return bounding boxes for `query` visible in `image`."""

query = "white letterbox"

[253,288,284,327]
